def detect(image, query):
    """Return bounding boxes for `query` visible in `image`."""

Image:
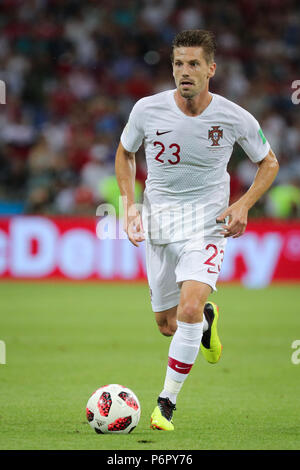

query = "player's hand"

[216,201,248,238]
[124,207,145,247]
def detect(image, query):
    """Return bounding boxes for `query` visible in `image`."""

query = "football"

[86,384,141,434]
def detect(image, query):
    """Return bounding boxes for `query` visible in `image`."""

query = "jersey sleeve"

[235,108,270,163]
[120,99,145,153]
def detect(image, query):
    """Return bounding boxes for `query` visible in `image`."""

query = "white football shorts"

[145,237,227,312]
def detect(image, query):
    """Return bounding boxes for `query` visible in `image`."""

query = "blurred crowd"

[0,0,300,218]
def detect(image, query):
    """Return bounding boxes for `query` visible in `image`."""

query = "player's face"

[172,47,216,98]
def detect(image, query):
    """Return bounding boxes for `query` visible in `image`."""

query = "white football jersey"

[120,90,270,244]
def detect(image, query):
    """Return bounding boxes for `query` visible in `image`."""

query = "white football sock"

[159,377,183,404]
[159,320,203,404]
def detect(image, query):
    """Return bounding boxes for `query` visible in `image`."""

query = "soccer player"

[115,30,279,431]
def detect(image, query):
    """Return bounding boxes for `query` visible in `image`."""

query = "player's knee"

[179,300,204,323]
[157,322,177,337]
[158,325,172,337]
[167,321,177,336]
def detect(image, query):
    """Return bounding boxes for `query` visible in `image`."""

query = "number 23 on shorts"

[204,243,224,274]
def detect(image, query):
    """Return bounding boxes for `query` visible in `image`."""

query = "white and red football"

[86,384,141,434]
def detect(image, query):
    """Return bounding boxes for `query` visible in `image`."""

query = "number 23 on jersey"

[154,141,181,165]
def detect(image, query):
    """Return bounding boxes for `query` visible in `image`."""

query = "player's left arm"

[217,149,279,238]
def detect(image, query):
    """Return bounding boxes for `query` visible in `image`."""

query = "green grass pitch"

[0,281,300,450]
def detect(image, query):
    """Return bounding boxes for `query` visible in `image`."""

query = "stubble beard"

[179,86,200,100]
[178,84,197,99]
[180,90,194,99]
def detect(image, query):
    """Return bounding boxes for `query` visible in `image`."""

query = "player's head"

[171,30,216,98]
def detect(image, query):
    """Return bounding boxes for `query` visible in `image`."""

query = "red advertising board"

[0,216,299,287]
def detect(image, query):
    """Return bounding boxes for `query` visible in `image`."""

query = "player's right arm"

[115,142,145,247]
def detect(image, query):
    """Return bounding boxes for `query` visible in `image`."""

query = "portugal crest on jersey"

[208,126,223,146]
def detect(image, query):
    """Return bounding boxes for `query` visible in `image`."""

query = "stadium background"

[0,0,300,284]
[0,0,300,451]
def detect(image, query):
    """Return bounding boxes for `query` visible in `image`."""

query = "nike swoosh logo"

[207,268,218,274]
[156,130,172,135]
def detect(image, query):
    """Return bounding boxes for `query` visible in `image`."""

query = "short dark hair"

[171,29,216,64]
